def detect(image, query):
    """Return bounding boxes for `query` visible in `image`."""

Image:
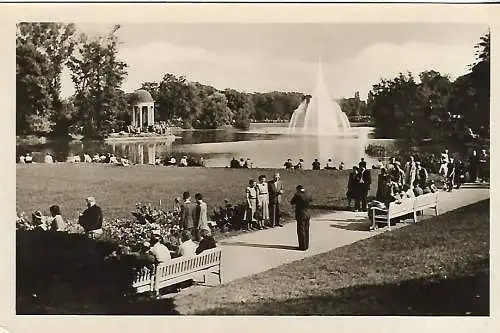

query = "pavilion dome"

[132,89,154,103]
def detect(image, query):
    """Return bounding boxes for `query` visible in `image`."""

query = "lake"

[16,123,394,169]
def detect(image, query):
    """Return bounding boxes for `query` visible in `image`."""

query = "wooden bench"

[414,192,439,217]
[132,247,222,294]
[370,192,439,231]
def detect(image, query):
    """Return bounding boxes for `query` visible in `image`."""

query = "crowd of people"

[17,151,206,168]
[349,147,490,230]
[283,158,345,170]
[229,157,253,168]
[16,194,218,267]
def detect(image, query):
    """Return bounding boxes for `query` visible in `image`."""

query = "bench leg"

[387,217,391,231]
[413,210,417,223]
[435,205,439,216]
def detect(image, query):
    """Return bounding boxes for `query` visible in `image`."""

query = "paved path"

[216,184,489,283]
[169,183,489,297]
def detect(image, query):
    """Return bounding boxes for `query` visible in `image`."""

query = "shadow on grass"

[219,241,298,251]
[193,269,489,316]
[310,204,350,211]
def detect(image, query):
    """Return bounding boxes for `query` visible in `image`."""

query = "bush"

[16,230,154,314]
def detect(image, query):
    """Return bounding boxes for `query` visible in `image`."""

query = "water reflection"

[16,125,391,168]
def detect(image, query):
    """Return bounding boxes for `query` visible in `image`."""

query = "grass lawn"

[174,199,490,315]
[16,163,380,231]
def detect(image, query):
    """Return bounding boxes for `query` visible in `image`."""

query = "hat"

[143,241,151,248]
[296,184,304,191]
[33,210,42,219]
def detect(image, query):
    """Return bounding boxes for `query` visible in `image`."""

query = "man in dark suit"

[79,196,103,239]
[180,191,197,235]
[290,185,312,251]
[355,163,371,212]
[268,173,284,227]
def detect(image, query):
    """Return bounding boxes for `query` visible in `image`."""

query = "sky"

[60,23,488,100]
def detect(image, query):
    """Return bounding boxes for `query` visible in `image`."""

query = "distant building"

[130,89,155,130]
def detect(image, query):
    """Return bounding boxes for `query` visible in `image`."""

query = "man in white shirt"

[25,153,33,164]
[177,230,197,257]
[149,235,171,263]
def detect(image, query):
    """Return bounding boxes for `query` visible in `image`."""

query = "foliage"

[368,32,490,147]
[196,92,232,129]
[67,25,128,139]
[16,230,155,314]
[16,23,77,136]
[339,91,368,119]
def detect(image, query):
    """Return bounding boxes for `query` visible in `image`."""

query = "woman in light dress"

[256,175,270,228]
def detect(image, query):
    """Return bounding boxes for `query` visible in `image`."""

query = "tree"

[67,25,128,139]
[224,89,254,130]
[16,23,77,136]
[16,39,53,135]
[368,72,420,141]
[196,92,232,129]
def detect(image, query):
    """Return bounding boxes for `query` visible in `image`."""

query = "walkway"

[171,183,489,295]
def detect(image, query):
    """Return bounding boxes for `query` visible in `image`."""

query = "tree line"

[16,23,305,139]
[367,31,490,146]
[16,23,490,144]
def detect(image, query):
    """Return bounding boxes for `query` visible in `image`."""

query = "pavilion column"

[132,106,136,127]
[139,104,143,129]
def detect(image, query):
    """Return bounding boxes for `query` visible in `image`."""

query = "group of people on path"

[244,173,284,230]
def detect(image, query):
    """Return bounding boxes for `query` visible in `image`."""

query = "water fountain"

[288,59,352,135]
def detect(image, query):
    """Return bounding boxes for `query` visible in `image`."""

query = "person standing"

[446,158,456,192]
[346,166,359,210]
[404,156,417,189]
[355,163,371,212]
[291,185,312,251]
[469,150,479,183]
[256,175,270,228]
[245,179,258,230]
[180,191,197,235]
[268,173,284,227]
[415,161,428,187]
[478,149,489,182]
[78,197,103,239]
[194,193,209,241]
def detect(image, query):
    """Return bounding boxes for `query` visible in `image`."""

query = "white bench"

[370,192,439,231]
[132,247,222,294]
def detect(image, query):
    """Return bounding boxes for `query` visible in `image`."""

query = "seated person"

[32,210,48,231]
[48,205,67,231]
[429,180,438,193]
[44,153,54,164]
[179,156,188,167]
[25,153,33,164]
[149,234,172,264]
[284,159,293,169]
[324,158,335,170]
[74,155,81,163]
[177,230,197,257]
[19,155,26,164]
[413,182,424,196]
[402,184,415,198]
[422,183,432,194]
[312,159,321,170]
[118,156,130,166]
[196,228,217,255]
[84,154,92,163]
[168,157,177,166]
[109,154,118,164]
[93,154,101,163]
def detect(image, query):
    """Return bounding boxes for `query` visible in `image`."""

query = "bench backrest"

[156,247,222,282]
[387,198,415,217]
[414,192,438,209]
[132,266,154,292]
